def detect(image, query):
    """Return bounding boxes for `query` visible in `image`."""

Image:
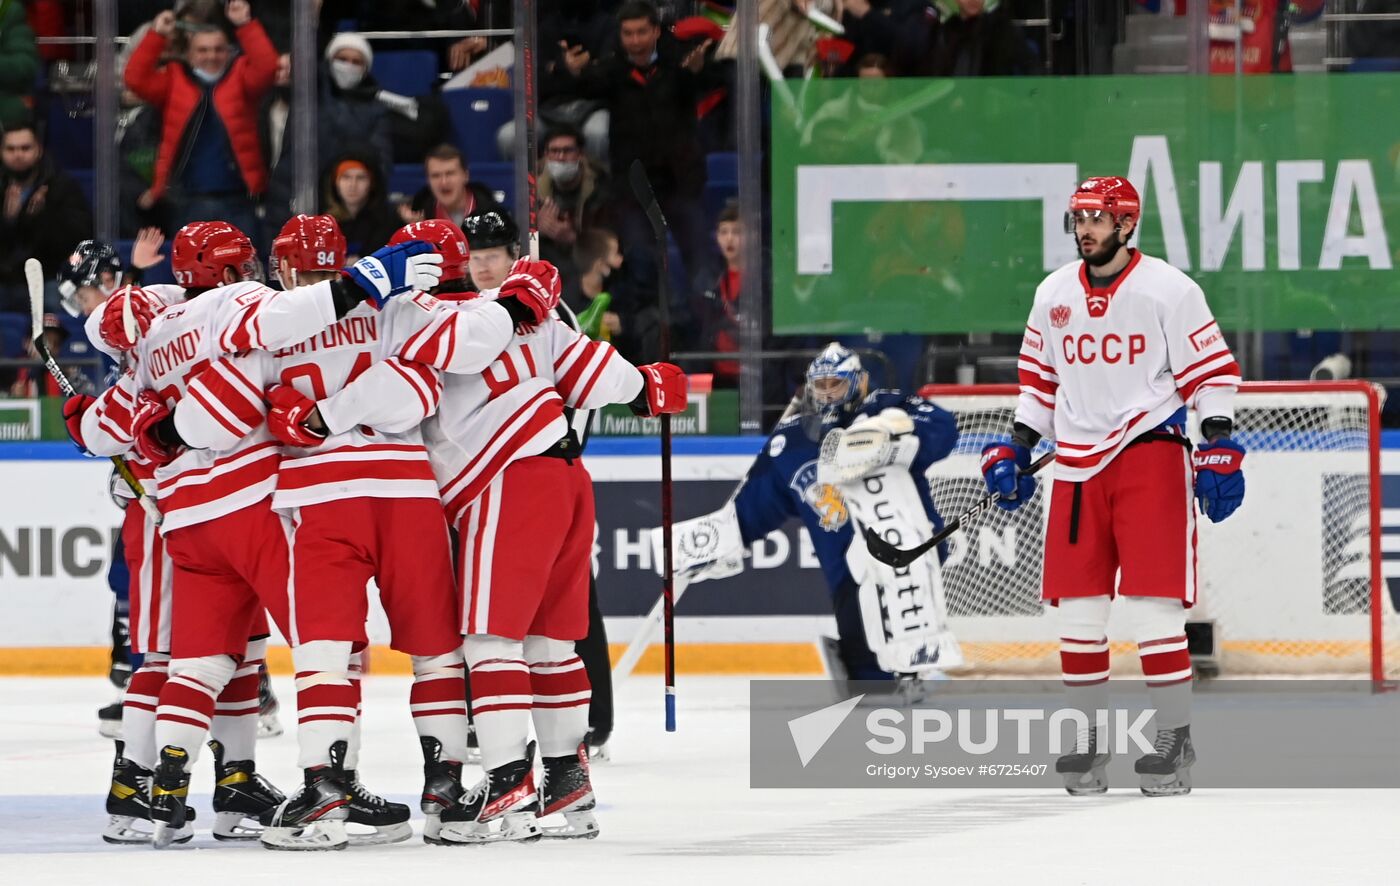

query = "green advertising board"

[771,74,1400,335]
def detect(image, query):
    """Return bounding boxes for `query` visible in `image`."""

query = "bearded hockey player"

[658,343,962,683]
[982,176,1244,797]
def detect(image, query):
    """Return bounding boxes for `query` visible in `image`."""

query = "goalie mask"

[801,342,867,440]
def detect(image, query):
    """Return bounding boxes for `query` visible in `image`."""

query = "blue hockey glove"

[1193,437,1246,522]
[345,240,443,307]
[981,442,1035,511]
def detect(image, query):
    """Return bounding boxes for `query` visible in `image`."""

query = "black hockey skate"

[103,741,159,845]
[435,742,542,845]
[343,771,412,845]
[150,746,196,848]
[259,741,351,851]
[1135,725,1195,797]
[257,664,283,739]
[420,737,468,845]
[539,741,599,839]
[209,739,285,840]
[1056,727,1112,796]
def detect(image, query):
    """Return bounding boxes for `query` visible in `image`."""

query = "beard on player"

[1078,228,1125,267]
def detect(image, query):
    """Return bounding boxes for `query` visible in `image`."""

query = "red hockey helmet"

[171,221,260,288]
[1064,176,1141,233]
[390,220,469,282]
[272,214,347,276]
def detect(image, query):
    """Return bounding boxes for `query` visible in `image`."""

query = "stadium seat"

[470,160,515,210]
[1349,58,1400,72]
[70,169,94,207]
[706,151,738,186]
[47,102,93,170]
[0,313,28,357]
[389,163,425,198]
[443,88,513,164]
[372,50,440,97]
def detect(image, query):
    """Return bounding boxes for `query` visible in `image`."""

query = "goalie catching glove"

[265,385,328,448]
[817,408,919,485]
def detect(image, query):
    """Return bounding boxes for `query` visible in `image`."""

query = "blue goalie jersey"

[733,390,959,592]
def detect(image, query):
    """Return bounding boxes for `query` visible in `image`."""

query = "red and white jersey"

[81,285,190,497]
[130,280,341,531]
[425,296,644,526]
[1015,250,1240,482]
[177,293,514,511]
[84,284,188,363]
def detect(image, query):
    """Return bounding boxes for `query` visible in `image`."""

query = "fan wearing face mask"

[536,123,615,284]
[318,33,396,183]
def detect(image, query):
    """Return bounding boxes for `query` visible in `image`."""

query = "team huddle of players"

[63,214,687,850]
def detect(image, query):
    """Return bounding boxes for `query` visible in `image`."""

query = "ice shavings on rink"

[2,675,1396,885]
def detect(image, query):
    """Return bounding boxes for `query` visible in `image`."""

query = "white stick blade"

[24,258,45,339]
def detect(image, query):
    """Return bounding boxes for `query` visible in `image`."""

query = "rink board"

[4,438,1400,674]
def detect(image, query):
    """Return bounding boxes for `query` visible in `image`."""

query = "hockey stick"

[628,160,678,731]
[862,451,1056,568]
[611,392,805,684]
[26,259,162,525]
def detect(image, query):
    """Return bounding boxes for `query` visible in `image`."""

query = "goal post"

[916,380,1395,682]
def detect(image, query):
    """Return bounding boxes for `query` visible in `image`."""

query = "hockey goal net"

[918,381,1398,681]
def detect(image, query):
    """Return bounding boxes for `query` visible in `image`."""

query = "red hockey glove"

[130,391,179,465]
[98,287,160,352]
[497,259,561,331]
[634,362,688,416]
[265,384,328,448]
[63,394,96,453]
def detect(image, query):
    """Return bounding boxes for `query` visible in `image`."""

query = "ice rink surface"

[4,674,1396,886]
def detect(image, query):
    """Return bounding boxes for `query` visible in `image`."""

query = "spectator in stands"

[462,209,520,293]
[894,0,1037,77]
[694,200,743,387]
[0,120,93,313]
[564,227,624,343]
[405,143,502,228]
[538,123,614,281]
[4,313,96,398]
[839,0,903,71]
[319,33,395,176]
[566,1,720,313]
[124,0,278,239]
[321,151,399,263]
[0,1,38,130]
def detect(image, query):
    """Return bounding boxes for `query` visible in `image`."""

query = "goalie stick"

[862,451,1055,568]
[26,258,162,524]
[628,160,679,731]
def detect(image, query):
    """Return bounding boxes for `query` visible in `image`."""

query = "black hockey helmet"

[462,210,520,253]
[57,240,122,316]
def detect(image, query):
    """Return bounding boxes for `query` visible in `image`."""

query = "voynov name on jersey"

[733,390,959,594]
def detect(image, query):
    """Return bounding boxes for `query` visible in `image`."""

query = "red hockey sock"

[122,654,169,771]
[411,652,469,763]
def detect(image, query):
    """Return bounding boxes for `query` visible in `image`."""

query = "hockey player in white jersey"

[981,176,1244,797]
[69,272,279,845]
[177,217,561,849]
[84,220,445,847]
